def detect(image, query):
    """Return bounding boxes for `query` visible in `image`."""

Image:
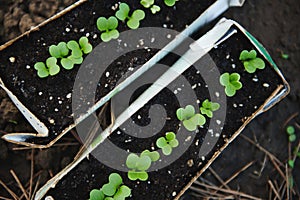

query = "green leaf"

[126,154,139,169]
[89,189,104,200]
[286,126,295,135]
[176,105,195,121]
[34,62,49,78]
[136,155,151,171]
[162,145,172,155]
[127,10,145,29]
[225,84,236,97]
[211,102,220,111]
[128,171,138,181]
[104,197,114,200]
[150,5,161,14]
[114,185,131,200]
[101,32,112,42]
[79,37,93,54]
[61,58,74,70]
[49,45,61,58]
[109,29,120,40]
[289,134,296,142]
[229,73,240,82]
[102,183,116,196]
[200,108,212,118]
[67,40,80,50]
[137,171,149,181]
[164,0,177,7]
[97,17,108,31]
[169,139,179,148]
[239,50,257,61]
[116,3,130,21]
[288,160,294,168]
[141,150,160,162]
[231,81,243,90]
[132,10,145,20]
[109,173,122,187]
[46,57,60,76]
[220,73,230,86]
[57,42,69,57]
[166,132,176,141]
[107,16,118,30]
[140,0,154,8]
[183,114,206,131]
[127,19,139,30]
[68,55,83,65]
[156,137,167,148]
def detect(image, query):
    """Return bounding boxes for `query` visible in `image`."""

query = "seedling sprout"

[239,50,265,73]
[89,173,131,200]
[97,16,120,42]
[176,105,206,131]
[126,153,151,181]
[140,0,161,14]
[116,3,145,29]
[34,57,60,78]
[220,72,242,97]
[49,42,69,58]
[156,132,179,155]
[200,99,220,118]
[164,0,178,7]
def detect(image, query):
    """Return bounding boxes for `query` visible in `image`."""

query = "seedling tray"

[34,18,289,200]
[0,0,239,147]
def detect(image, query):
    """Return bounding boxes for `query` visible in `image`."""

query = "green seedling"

[116,3,145,29]
[61,37,92,70]
[89,173,131,200]
[220,72,242,97]
[156,132,179,156]
[164,0,178,7]
[281,53,289,60]
[79,36,93,54]
[288,160,295,169]
[97,16,120,42]
[126,152,153,181]
[34,57,60,78]
[286,125,296,142]
[141,150,160,161]
[140,0,161,14]
[200,99,220,118]
[239,50,265,73]
[49,42,69,58]
[176,105,206,131]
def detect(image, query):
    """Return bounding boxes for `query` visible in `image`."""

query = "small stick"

[241,134,284,166]
[193,181,262,200]
[31,176,40,200]
[282,112,299,128]
[10,170,30,200]
[0,197,13,200]
[268,180,281,199]
[12,142,79,151]
[223,161,254,186]
[0,179,18,200]
[29,149,34,199]
[208,167,231,190]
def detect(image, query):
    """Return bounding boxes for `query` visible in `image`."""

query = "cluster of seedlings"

[97,0,180,41]
[220,49,265,96]
[34,1,181,78]
[89,48,266,199]
[34,36,93,78]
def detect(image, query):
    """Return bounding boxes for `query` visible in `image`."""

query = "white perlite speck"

[38,92,43,96]
[66,93,72,99]
[263,83,270,88]
[26,65,30,69]
[106,72,110,77]
[172,192,177,197]
[9,57,16,63]
[65,28,70,32]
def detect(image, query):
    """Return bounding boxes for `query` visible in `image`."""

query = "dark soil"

[0,0,299,199]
